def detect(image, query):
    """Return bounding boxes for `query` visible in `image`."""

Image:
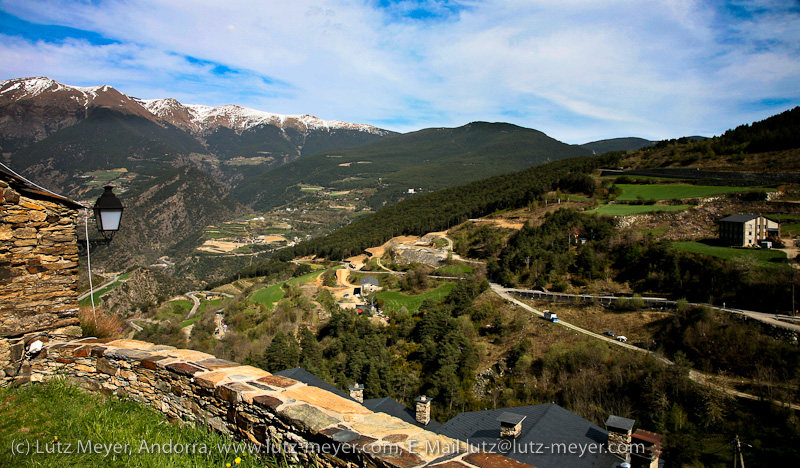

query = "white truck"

[544,310,558,322]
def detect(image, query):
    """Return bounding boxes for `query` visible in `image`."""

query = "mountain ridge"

[0,77,393,154]
[236,120,592,211]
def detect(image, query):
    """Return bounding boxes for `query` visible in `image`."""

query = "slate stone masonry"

[1,172,82,374]
[14,338,533,468]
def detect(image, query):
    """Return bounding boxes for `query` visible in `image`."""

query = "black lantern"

[79,186,124,253]
[93,185,124,241]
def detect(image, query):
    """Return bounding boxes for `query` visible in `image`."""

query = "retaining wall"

[13,337,532,468]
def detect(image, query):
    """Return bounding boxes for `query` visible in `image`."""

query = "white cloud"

[0,0,798,142]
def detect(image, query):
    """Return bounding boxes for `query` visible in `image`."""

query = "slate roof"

[605,415,635,432]
[363,397,443,431]
[435,403,623,468]
[719,214,760,223]
[0,164,85,210]
[274,367,355,401]
[361,276,380,286]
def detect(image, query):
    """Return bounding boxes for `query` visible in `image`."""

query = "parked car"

[616,336,627,343]
[543,310,558,322]
[603,330,616,337]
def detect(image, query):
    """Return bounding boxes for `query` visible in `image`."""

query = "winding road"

[491,283,800,411]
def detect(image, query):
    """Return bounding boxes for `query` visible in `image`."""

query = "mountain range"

[0,76,656,277]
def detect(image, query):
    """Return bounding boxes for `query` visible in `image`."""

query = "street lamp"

[80,186,124,251]
[93,185,124,241]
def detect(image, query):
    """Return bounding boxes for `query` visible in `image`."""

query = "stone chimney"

[630,429,663,468]
[605,415,636,459]
[497,412,527,439]
[415,395,432,425]
[349,383,364,403]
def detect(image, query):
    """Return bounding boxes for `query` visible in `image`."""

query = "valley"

[4,76,800,466]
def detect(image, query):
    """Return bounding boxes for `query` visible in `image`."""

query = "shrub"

[79,306,125,338]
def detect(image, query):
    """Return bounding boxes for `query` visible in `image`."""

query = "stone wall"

[1,172,82,372]
[14,337,532,468]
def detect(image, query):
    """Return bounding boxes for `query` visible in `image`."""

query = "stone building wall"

[12,337,532,468]
[0,170,83,373]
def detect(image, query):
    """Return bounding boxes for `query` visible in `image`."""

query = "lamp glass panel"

[98,209,123,232]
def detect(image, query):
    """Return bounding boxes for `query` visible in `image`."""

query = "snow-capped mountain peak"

[0,77,392,149]
[138,98,389,136]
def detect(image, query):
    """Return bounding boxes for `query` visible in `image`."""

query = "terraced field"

[615,184,757,201]
[377,283,455,313]
[673,241,788,268]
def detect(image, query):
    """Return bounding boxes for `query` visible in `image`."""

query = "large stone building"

[718,214,780,247]
[0,165,84,376]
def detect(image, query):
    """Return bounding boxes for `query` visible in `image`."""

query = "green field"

[377,283,455,313]
[673,241,788,267]
[180,314,204,328]
[616,184,755,201]
[250,283,285,309]
[435,265,473,275]
[287,270,325,287]
[588,204,692,216]
[774,214,800,237]
[78,272,132,307]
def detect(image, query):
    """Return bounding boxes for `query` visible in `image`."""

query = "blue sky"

[1,0,799,143]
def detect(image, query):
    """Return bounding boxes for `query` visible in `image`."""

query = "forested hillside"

[236,122,591,210]
[624,106,800,170]
[232,153,619,280]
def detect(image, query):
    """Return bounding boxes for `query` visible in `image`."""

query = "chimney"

[605,415,636,460]
[415,395,432,425]
[497,412,527,439]
[349,383,364,403]
[630,429,663,468]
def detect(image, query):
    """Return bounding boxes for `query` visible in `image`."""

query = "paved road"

[491,283,800,411]
[491,283,670,363]
[185,291,201,318]
[724,307,800,333]
[77,274,119,301]
[126,318,158,332]
[506,287,800,334]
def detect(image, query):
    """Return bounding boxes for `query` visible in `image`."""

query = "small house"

[360,276,381,294]
[719,214,779,247]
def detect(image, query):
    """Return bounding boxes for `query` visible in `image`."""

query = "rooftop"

[437,403,623,468]
[605,415,636,432]
[719,214,762,223]
[0,164,85,210]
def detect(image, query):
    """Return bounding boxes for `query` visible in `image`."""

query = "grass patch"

[774,214,800,237]
[435,265,473,275]
[250,283,285,309]
[181,315,203,328]
[673,241,788,268]
[615,184,757,201]
[287,270,325,287]
[155,299,193,321]
[588,204,692,216]
[168,299,193,312]
[377,283,455,313]
[0,379,295,467]
[77,272,131,307]
[566,194,589,201]
[433,238,449,249]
